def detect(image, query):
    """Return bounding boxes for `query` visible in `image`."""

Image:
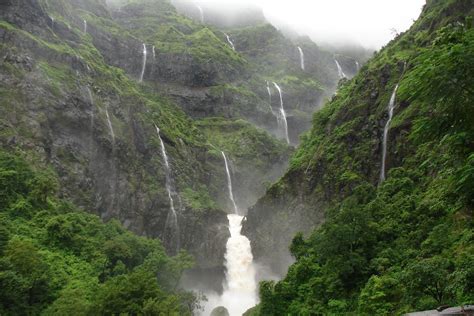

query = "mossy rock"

[210,306,230,316]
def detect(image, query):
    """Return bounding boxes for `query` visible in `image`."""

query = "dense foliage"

[252,1,474,315]
[0,151,196,315]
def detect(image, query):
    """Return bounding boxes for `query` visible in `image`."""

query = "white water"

[380,85,399,183]
[155,125,180,253]
[272,82,290,144]
[105,107,115,144]
[224,33,235,51]
[356,61,360,71]
[335,59,347,79]
[297,46,305,71]
[83,19,87,33]
[202,154,257,316]
[139,43,147,82]
[152,45,156,60]
[196,4,204,23]
[222,151,239,215]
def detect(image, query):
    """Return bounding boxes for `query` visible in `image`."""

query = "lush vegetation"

[0,151,197,315]
[252,1,474,315]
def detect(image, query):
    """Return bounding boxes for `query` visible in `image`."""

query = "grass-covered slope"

[245,0,474,314]
[0,151,196,315]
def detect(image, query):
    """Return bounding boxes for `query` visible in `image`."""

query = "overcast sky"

[196,0,426,48]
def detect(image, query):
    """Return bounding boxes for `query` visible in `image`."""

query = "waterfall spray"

[272,82,290,144]
[297,46,305,71]
[380,85,399,183]
[139,43,147,82]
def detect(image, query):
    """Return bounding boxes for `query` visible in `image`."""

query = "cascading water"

[335,59,347,79]
[105,106,115,144]
[196,4,204,23]
[203,152,256,316]
[356,61,360,71]
[222,151,239,214]
[152,45,156,60]
[297,46,305,71]
[220,214,257,316]
[224,33,236,51]
[155,125,180,253]
[139,43,147,82]
[83,19,87,33]
[380,85,399,183]
[272,82,290,144]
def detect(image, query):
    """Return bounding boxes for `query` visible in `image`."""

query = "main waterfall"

[203,152,257,316]
[155,125,180,253]
[272,82,290,144]
[380,85,399,183]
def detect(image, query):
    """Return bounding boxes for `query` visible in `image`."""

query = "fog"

[189,0,426,49]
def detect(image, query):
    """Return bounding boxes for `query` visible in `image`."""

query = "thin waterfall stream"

[335,59,347,79]
[380,85,399,183]
[224,33,236,51]
[155,125,180,254]
[272,82,290,144]
[297,46,305,71]
[139,43,147,82]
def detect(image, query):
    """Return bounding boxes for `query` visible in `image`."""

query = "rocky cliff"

[243,1,474,314]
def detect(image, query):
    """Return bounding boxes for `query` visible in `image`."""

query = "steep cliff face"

[243,0,474,313]
[0,0,231,275]
[243,0,474,276]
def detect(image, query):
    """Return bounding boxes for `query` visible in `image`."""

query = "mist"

[185,0,426,49]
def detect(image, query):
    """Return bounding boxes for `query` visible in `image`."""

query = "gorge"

[0,0,473,315]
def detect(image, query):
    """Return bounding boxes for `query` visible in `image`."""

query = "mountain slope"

[244,0,474,313]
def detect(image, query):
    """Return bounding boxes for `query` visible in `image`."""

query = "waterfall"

[335,59,347,79]
[50,16,55,30]
[224,33,235,51]
[220,214,257,316]
[152,45,156,60]
[155,125,180,253]
[202,153,256,315]
[356,61,360,71]
[105,106,115,144]
[297,46,305,71]
[83,19,87,33]
[266,81,273,111]
[380,85,399,183]
[272,82,290,144]
[139,43,147,82]
[222,151,239,215]
[196,4,204,23]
